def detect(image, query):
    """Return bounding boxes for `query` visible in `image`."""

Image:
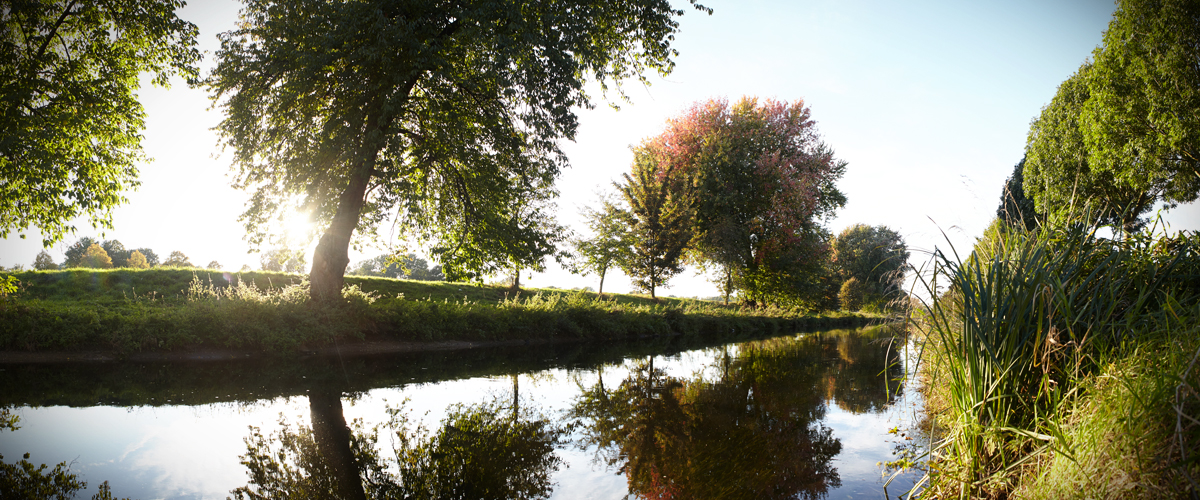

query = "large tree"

[207,0,710,302]
[831,224,908,302]
[1025,0,1200,231]
[1081,0,1200,206]
[635,97,847,305]
[0,0,200,246]
[1024,65,1157,231]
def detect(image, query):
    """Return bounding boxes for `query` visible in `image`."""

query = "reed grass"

[914,220,1200,498]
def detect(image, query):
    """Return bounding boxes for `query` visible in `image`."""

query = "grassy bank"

[914,222,1200,498]
[0,269,876,354]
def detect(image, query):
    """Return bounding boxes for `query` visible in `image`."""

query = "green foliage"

[917,220,1200,497]
[1024,65,1156,231]
[260,248,305,273]
[0,0,200,246]
[435,197,569,287]
[1082,0,1200,207]
[0,269,876,353]
[350,253,443,281]
[32,251,55,271]
[570,194,632,294]
[832,224,908,302]
[126,250,148,269]
[618,147,694,299]
[161,250,192,268]
[0,274,18,300]
[1024,0,1200,231]
[996,156,1040,231]
[81,244,113,269]
[205,0,710,299]
[838,277,864,312]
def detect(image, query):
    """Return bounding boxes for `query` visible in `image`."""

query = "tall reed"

[915,221,1196,497]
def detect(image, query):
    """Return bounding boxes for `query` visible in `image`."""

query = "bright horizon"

[3,0,1198,298]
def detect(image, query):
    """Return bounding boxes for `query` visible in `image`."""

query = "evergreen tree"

[996,157,1039,231]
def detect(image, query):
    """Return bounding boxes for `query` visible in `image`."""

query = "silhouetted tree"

[32,251,56,270]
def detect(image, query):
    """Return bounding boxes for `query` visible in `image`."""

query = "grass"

[913,220,1200,499]
[0,269,878,354]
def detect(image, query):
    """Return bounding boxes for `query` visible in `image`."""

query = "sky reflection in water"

[1,327,922,499]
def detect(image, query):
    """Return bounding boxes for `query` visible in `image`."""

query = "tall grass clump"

[916,219,1200,498]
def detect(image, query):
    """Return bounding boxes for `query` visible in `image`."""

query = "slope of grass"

[0,269,877,354]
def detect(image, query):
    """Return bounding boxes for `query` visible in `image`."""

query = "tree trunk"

[512,265,521,289]
[309,158,376,302]
[511,374,520,422]
[309,390,367,500]
[723,265,732,305]
[598,263,607,295]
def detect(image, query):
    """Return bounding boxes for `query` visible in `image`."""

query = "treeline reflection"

[227,328,904,500]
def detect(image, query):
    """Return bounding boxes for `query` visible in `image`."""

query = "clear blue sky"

[3,0,1196,296]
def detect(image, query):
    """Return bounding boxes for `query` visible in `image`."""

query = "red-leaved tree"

[635,97,846,306]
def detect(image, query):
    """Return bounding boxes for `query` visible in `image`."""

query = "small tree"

[839,277,865,312]
[33,251,57,270]
[618,147,694,300]
[206,260,222,270]
[127,250,149,269]
[162,251,193,268]
[832,224,909,304]
[81,244,113,269]
[570,195,632,295]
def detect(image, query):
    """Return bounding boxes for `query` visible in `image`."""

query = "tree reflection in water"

[570,330,904,500]
[824,331,906,415]
[227,329,903,499]
[230,384,567,500]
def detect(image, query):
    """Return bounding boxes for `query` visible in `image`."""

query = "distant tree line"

[348,253,444,282]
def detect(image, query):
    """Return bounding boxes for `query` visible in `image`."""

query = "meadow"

[0,269,874,354]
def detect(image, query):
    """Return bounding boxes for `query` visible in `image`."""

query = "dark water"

[0,326,924,499]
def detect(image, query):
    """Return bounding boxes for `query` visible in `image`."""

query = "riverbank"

[0,269,879,358]
[913,223,1200,498]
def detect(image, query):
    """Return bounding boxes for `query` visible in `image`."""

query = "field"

[0,269,875,354]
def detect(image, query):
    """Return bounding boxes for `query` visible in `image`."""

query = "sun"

[279,210,317,248]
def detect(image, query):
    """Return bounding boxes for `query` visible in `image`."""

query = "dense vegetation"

[912,3,1200,496]
[915,221,1200,498]
[0,269,874,354]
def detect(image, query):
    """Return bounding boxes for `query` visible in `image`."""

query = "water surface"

[1,326,923,499]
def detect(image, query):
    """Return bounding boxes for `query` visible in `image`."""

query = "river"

[0,326,924,499]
